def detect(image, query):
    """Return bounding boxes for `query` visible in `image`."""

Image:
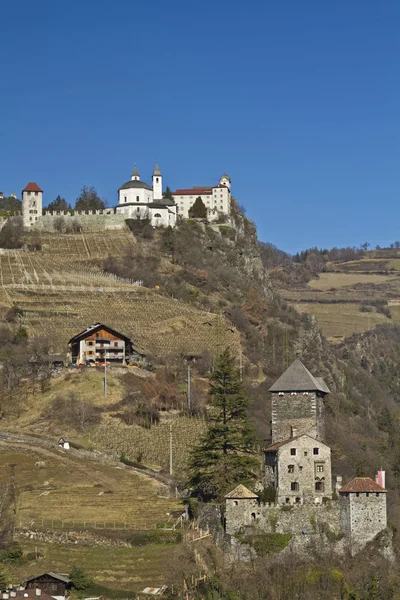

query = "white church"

[116,163,177,227]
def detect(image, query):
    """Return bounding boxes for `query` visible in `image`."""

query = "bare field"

[291,302,393,341]
[308,272,395,290]
[10,540,173,591]
[0,444,182,529]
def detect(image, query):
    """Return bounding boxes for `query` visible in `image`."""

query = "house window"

[290,448,296,456]
[313,448,319,455]
[114,342,118,347]
[27,191,31,195]
[316,465,324,473]
[154,213,162,218]
[288,465,294,473]
[136,196,139,202]
[291,482,299,491]
[356,493,360,497]
[35,191,38,196]
[124,196,127,202]
[315,482,324,492]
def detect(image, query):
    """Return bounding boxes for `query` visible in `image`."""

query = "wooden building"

[68,323,144,365]
[25,573,71,598]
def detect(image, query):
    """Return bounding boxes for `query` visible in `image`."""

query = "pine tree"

[188,349,259,500]
[188,197,207,219]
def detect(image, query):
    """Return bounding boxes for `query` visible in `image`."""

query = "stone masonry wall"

[274,435,332,504]
[340,493,387,553]
[225,497,340,537]
[271,391,325,443]
[33,212,127,232]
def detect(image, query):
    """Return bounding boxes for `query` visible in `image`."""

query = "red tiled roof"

[172,184,228,196]
[23,182,43,192]
[339,477,387,494]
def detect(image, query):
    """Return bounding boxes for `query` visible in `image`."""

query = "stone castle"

[224,360,388,555]
[20,164,232,231]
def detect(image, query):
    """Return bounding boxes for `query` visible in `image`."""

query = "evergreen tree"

[46,195,71,212]
[189,197,207,219]
[75,186,105,211]
[163,186,174,201]
[188,349,258,501]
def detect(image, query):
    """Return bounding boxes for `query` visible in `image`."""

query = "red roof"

[172,184,228,196]
[23,182,43,193]
[339,477,387,494]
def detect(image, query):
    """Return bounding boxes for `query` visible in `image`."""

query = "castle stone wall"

[225,497,340,537]
[33,211,127,232]
[271,391,325,443]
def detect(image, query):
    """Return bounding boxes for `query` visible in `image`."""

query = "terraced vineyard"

[94,415,207,474]
[0,232,240,356]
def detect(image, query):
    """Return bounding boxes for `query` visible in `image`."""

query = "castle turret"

[152,162,162,201]
[22,182,43,228]
[339,476,387,554]
[268,360,330,444]
[220,172,231,191]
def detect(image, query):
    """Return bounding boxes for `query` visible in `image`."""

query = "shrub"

[48,393,101,430]
[249,533,292,556]
[53,216,65,233]
[0,216,24,249]
[69,566,93,591]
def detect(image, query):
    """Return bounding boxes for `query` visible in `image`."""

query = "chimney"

[377,470,386,489]
[35,590,41,597]
[290,426,297,438]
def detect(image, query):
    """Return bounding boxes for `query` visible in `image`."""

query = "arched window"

[154,213,162,218]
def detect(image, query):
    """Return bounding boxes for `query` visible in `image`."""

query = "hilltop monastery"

[21,163,232,229]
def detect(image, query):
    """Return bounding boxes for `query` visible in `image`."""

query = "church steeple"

[131,164,140,181]
[152,161,162,201]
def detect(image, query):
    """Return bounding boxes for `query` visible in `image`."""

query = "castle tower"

[131,164,140,181]
[152,162,162,201]
[220,172,231,191]
[22,182,43,228]
[268,359,330,444]
[339,476,387,554]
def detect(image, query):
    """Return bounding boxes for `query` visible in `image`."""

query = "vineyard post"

[169,424,173,476]
[187,366,191,412]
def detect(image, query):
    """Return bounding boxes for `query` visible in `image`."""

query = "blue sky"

[2,0,400,253]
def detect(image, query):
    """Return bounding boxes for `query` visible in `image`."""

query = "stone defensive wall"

[225,498,341,537]
[34,210,127,232]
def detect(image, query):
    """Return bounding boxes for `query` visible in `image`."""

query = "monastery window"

[234,501,238,506]
[366,493,369,497]
[304,451,308,456]
[316,465,324,473]
[136,196,140,202]
[154,213,162,218]
[251,512,256,520]
[27,191,31,195]
[124,196,127,202]
[156,177,159,182]
[288,465,294,473]
[315,482,324,492]
[35,191,38,196]
[313,448,319,455]
[137,207,140,212]
[290,448,296,456]
[376,493,379,497]
[291,482,299,491]
[295,497,301,504]
[285,497,290,504]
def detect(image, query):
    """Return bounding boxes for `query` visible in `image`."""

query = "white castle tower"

[22,182,43,227]
[152,162,162,201]
[220,172,231,191]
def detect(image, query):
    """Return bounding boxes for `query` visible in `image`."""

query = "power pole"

[187,366,191,412]
[169,425,173,476]
[104,354,107,396]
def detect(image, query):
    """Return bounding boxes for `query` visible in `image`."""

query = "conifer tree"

[188,197,207,219]
[188,349,259,500]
